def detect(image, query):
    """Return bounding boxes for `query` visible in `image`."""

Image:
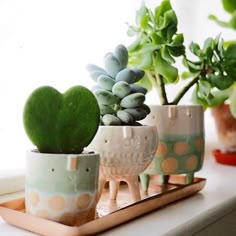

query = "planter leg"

[160,175,170,185]
[139,173,150,193]
[126,175,141,202]
[97,178,107,202]
[109,180,120,200]
[185,172,194,184]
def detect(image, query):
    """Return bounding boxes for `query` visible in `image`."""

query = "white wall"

[0,0,233,169]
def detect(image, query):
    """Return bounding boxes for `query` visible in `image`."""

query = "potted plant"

[126,0,236,188]
[86,44,158,202]
[23,85,101,226]
[208,0,236,165]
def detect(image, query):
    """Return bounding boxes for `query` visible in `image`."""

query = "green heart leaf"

[23,86,100,154]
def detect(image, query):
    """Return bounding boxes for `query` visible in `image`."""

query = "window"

[0,0,234,173]
[0,0,137,171]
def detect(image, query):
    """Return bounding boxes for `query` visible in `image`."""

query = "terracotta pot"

[25,150,100,226]
[88,125,158,202]
[211,104,236,165]
[211,104,236,152]
[140,105,205,190]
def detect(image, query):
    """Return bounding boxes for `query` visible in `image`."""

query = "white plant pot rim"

[28,149,99,156]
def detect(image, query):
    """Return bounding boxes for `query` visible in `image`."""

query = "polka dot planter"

[87,125,158,202]
[25,150,100,226]
[140,105,205,190]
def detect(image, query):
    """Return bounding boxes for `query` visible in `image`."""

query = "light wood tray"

[0,175,206,236]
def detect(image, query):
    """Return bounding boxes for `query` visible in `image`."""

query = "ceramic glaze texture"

[140,105,205,188]
[25,151,100,226]
[88,125,158,202]
[146,133,204,174]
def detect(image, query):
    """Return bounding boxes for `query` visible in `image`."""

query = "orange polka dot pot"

[25,151,100,226]
[140,105,205,191]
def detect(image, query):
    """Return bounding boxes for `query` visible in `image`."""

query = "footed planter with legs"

[140,105,205,191]
[23,85,100,226]
[87,44,158,202]
[88,125,158,202]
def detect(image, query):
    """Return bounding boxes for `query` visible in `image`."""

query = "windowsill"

[0,151,236,235]
[0,169,25,196]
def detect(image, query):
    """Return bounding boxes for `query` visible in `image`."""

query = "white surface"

[0,169,25,195]
[0,155,236,236]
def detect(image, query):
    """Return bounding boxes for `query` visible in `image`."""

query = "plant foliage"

[127,0,236,107]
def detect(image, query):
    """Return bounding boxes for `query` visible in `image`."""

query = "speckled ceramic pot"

[140,105,205,190]
[87,125,158,202]
[25,151,100,226]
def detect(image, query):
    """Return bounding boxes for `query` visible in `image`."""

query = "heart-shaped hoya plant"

[23,85,100,154]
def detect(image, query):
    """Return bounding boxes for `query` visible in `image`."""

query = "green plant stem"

[159,74,169,105]
[146,71,169,105]
[171,75,200,105]
[146,71,161,100]
[153,53,169,105]
[146,71,157,87]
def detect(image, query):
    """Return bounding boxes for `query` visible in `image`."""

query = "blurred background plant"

[208,0,236,117]
[209,0,236,33]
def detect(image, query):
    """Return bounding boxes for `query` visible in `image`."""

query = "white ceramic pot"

[88,125,158,202]
[25,151,100,226]
[140,105,205,189]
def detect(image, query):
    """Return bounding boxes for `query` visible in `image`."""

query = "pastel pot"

[87,125,158,202]
[140,105,205,189]
[25,150,100,226]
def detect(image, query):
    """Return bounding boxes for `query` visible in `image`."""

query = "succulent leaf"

[112,81,131,98]
[102,114,122,125]
[104,53,122,77]
[114,44,129,69]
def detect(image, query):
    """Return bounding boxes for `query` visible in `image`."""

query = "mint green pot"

[140,105,205,190]
[25,150,100,226]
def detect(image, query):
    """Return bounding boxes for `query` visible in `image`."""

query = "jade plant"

[23,85,100,154]
[127,0,236,108]
[86,44,150,126]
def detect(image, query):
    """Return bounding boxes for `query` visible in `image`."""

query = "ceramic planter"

[87,125,158,202]
[25,150,100,226]
[211,104,236,165]
[140,105,205,189]
[211,104,236,152]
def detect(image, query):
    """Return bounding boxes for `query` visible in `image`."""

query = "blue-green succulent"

[87,44,150,126]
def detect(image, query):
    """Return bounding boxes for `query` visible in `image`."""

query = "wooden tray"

[0,175,206,236]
